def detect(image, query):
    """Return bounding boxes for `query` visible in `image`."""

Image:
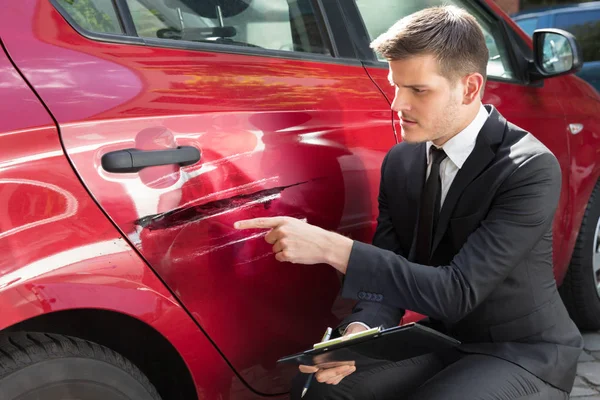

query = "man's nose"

[391,90,410,113]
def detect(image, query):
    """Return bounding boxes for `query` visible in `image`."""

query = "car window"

[56,0,123,34]
[554,10,600,62]
[126,0,331,55]
[353,0,515,80]
[515,17,538,37]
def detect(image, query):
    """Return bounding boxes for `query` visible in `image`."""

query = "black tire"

[560,181,600,330]
[0,332,162,400]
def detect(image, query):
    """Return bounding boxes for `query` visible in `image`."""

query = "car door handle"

[101,146,201,173]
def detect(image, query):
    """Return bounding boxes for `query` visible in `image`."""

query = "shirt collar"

[426,104,489,168]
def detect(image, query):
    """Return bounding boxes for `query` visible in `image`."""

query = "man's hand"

[297,325,367,385]
[233,217,353,273]
[299,363,356,385]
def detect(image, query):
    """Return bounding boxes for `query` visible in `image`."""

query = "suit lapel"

[430,105,506,255]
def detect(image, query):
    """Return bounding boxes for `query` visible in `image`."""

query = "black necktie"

[416,147,447,264]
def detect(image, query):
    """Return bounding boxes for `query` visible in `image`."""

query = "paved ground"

[571,332,600,398]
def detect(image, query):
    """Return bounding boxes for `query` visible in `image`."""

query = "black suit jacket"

[339,105,583,393]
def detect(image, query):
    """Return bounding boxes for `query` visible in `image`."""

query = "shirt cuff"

[341,321,371,336]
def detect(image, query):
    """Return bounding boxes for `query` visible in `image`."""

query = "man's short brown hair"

[371,5,489,83]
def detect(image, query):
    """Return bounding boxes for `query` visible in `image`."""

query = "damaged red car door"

[0,0,396,393]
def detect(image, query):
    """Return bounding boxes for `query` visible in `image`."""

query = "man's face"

[388,55,465,144]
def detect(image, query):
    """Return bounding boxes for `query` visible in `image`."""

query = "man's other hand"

[297,324,367,385]
[298,364,356,385]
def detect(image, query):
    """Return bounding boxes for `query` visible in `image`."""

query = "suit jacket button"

[365,293,373,300]
[358,292,365,300]
[376,294,383,302]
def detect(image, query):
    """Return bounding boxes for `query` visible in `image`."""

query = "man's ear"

[462,73,485,104]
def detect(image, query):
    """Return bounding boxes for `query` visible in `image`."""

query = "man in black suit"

[235,5,583,399]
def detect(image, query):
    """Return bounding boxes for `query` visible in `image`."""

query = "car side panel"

[552,74,600,276]
[1,0,396,393]
[0,39,256,400]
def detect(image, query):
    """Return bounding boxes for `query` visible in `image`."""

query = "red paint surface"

[1,0,600,397]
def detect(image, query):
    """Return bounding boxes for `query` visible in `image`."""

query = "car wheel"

[0,332,161,400]
[560,181,600,330]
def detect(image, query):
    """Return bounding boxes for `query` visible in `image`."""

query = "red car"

[1,0,599,398]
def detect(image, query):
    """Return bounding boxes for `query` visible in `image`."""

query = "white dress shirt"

[344,104,489,335]
[425,104,489,208]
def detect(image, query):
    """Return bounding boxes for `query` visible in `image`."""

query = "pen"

[301,327,332,398]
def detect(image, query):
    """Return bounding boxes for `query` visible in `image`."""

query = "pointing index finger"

[234,217,286,230]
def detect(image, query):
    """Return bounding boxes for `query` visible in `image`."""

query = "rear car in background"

[1,0,600,399]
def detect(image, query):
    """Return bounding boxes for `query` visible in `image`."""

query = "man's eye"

[413,88,425,93]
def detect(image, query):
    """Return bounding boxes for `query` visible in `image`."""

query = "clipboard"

[277,323,460,366]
